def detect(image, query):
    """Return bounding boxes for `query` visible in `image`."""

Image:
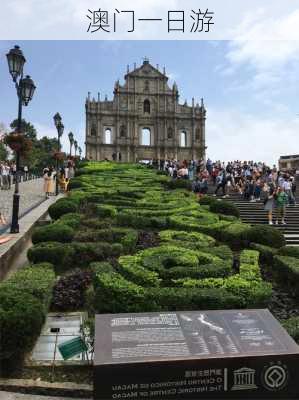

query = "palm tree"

[68,132,74,156]
[78,147,82,159]
[74,140,78,157]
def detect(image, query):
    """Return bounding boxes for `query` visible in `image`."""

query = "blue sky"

[1,40,299,164]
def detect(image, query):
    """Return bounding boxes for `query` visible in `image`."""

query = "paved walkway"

[0,179,45,230]
[0,392,89,400]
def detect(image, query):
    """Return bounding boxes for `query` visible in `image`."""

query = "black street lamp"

[53,112,64,196]
[6,45,36,233]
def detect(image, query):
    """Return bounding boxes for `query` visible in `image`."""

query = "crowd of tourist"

[0,161,33,190]
[161,159,297,225]
[42,160,75,198]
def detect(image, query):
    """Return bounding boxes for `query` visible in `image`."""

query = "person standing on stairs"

[264,186,276,225]
[275,187,289,225]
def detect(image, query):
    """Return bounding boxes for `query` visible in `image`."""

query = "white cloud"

[207,107,299,166]
[221,7,299,96]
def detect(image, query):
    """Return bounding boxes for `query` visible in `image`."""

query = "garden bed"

[1,161,298,382]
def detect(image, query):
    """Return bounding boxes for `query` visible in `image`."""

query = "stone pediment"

[125,60,168,80]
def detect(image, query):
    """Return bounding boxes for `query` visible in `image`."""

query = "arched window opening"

[180,130,187,147]
[144,99,151,114]
[144,81,149,91]
[167,127,173,139]
[91,123,97,136]
[141,127,151,146]
[120,125,126,138]
[105,128,112,144]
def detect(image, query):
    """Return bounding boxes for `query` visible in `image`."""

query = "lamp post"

[53,113,64,196]
[6,45,36,234]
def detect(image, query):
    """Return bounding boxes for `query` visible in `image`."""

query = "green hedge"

[146,287,242,311]
[164,179,192,191]
[3,263,56,310]
[74,228,138,253]
[96,205,117,219]
[93,271,242,313]
[273,256,299,297]
[48,198,78,220]
[94,272,150,313]
[58,213,82,229]
[246,225,285,249]
[250,243,278,265]
[220,223,251,248]
[209,200,240,218]
[198,196,217,206]
[0,287,45,361]
[0,263,55,361]
[32,223,75,244]
[159,230,216,249]
[282,317,299,343]
[27,242,74,269]
[179,275,271,308]
[278,246,299,259]
[90,261,115,276]
[28,241,123,274]
[118,255,161,287]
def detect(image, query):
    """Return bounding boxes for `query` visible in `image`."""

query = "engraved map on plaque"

[94,309,299,399]
[95,310,295,365]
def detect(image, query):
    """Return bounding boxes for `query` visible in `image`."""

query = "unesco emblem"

[261,362,288,391]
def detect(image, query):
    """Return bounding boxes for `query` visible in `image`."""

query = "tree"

[9,119,59,172]
[74,140,78,157]
[10,119,37,141]
[0,123,9,160]
[68,132,74,156]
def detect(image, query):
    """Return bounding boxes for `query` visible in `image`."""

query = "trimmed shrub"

[96,205,117,219]
[68,179,83,190]
[71,242,123,269]
[4,263,56,310]
[278,246,299,259]
[0,287,45,360]
[246,225,285,249]
[58,213,82,229]
[48,198,78,220]
[209,200,240,218]
[169,214,219,231]
[282,317,299,343]
[273,256,299,297]
[119,255,161,287]
[198,196,217,206]
[250,243,278,265]
[74,228,138,253]
[164,179,192,191]
[93,272,150,313]
[201,245,233,262]
[90,261,115,276]
[146,287,243,311]
[159,230,216,249]
[27,242,74,269]
[220,223,251,248]
[32,223,74,244]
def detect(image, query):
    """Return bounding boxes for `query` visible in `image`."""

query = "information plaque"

[94,309,299,399]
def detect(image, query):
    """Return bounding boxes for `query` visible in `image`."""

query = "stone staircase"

[208,176,299,246]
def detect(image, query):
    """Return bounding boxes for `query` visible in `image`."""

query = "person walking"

[264,186,276,225]
[43,168,51,199]
[275,187,288,225]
